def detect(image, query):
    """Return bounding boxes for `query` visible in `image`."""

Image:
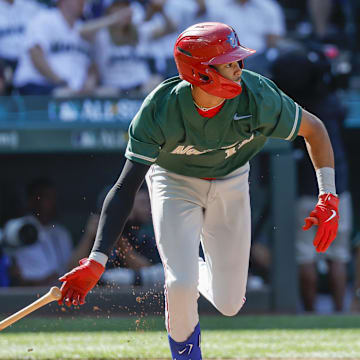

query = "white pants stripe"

[146,163,251,341]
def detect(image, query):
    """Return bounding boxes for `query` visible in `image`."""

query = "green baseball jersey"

[125,70,302,178]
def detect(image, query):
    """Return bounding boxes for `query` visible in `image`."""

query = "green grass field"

[1,314,360,359]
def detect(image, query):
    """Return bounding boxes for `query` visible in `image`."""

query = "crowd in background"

[0,0,360,314]
[0,0,358,97]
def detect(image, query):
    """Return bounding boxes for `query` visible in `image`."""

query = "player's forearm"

[299,110,334,170]
[304,122,336,194]
[79,7,132,41]
[79,16,115,39]
[303,121,334,170]
[91,160,150,258]
[298,110,336,195]
[91,185,136,257]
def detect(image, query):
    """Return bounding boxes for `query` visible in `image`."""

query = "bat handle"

[0,286,62,331]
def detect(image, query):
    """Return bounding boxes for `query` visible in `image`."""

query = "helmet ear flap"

[176,59,211,86]
[201,66,243,98]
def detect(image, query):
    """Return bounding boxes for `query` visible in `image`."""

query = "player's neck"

[191,86,225,110]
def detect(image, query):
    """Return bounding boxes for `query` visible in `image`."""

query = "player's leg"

[198,163,251,315]
[146,165,210,359]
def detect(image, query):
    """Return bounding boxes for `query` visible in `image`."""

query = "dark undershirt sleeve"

[91,159,150,256]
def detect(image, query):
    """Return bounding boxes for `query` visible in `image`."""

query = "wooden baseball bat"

[0,286,62,331]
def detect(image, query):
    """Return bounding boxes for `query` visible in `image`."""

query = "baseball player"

[58,22,339,359]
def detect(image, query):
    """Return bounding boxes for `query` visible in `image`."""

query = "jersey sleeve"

[25,10,52,51]
[253,76,302,141]
[125,96,164,166]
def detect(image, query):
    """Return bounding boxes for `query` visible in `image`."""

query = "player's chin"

[234,76,242,84]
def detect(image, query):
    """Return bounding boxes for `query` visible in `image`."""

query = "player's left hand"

[302,193,339,253]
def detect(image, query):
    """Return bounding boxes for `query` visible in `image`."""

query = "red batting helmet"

[174,22,256,99]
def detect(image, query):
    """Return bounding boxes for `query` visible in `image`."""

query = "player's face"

[213,61,243,84]
[63,0,86,17]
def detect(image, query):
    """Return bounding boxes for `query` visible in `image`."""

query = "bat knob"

[49,287,62,301]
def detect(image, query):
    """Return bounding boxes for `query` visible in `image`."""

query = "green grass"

[1,315,360,359]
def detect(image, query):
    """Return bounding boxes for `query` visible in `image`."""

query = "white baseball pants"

[146,163,251,342]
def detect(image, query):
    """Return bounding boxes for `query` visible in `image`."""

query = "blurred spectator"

[140,0,202,78]
[0,0,44,74]
[307,0,353,45]
[93,0,162,97]
[101,185,164,286]
[272,45,352,312]
[13,0,96,96]
[1,177,100,287]
[2,177,163,287]
[3,178,73,286]
[205,0,286,74]
[285,0,353,49]
[67,212,100,270]
[110,186,161,267]
[308,0,335,40]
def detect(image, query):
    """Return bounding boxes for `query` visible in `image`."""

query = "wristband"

[88,251,108,267]
[316,167,337,196]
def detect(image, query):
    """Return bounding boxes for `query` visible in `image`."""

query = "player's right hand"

[58,258,105,307]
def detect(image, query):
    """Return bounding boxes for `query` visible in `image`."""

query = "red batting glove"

[302,193,339,253]
[58,258,104,307]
